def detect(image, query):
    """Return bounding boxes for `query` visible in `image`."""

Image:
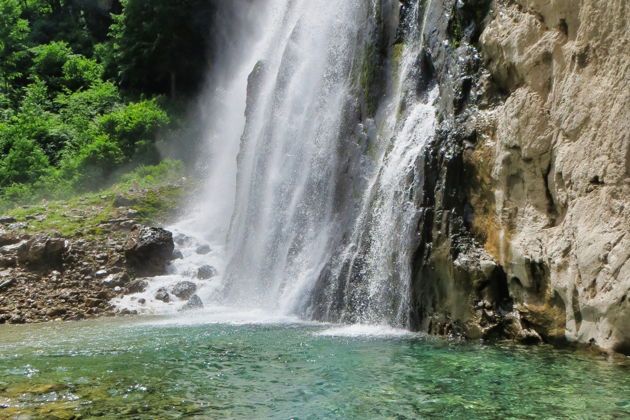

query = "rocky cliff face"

[413,0,629,353]
[472,0,630,353]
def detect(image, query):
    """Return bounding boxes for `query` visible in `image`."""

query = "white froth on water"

[315,324,416,338]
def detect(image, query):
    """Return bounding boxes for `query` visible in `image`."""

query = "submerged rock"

[171,281,196,300]
[197,265,218,280]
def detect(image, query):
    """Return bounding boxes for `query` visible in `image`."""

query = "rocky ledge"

[0,222,177,324]
[0,179,188,324]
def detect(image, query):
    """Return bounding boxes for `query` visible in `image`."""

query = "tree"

[110,0,216,97]
[0,0,30,101]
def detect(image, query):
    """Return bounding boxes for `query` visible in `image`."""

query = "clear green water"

[1,314,629,419]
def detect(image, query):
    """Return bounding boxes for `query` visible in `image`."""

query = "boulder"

[16,235,67,271]
[197,265,218,280]
[172,249,184,260]
[181,294,203,311]
[173,233,193,246]
[124,226,174,276]
[127,279,148,294]
[155,288,170,302]
[171,281,196,300]
[195,244,211,255]
[0,216,16,224]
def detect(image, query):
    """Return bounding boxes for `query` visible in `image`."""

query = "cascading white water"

[220,0,368,312]
[115,0,439,329]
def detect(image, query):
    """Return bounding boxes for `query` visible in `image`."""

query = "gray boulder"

[197,265,218,280]
[171,281,196,300]
[181,294,203,311]
[155,288,170,302]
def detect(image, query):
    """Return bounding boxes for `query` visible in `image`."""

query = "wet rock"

[181,294,203,311]
[195,244,211,255]
[127,279,148,294]
[101,272,130,288]
[174,233,193,246]
[171,281,196,300]
[138,298,146,304]
[172,249,184,260]
[124,226,175,276]
[197,265,218,280]
[0,216,16,224]
[16,235,67,271]
[155,288,170,302]
[95,269,108,278]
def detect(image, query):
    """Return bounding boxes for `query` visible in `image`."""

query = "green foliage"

[62,55,103,90]
[71,134,125,189]
[0,0,31,100]
[0,0,208,210]
[30,40,73,90]
[97,99,169,161]
[0,137,50,187]
[0,159,186,233]
[55,81,120,141]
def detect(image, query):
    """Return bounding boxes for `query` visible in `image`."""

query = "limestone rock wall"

[471,0,630,352]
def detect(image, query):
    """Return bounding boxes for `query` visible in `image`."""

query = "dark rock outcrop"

[124,226,175,276]
[17,235,67,271]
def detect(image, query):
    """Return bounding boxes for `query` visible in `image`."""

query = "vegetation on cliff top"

[0,0,216,209]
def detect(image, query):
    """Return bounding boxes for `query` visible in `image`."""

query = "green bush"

[0,137,50,187]
[62,55,104,91]
[97,99,169,161]
[69,134,125,189]
[55,81,120,145]
[30,41,73,90]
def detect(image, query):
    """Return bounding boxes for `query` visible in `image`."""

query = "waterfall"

[117,0,439,329]
[220,0,368,311]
